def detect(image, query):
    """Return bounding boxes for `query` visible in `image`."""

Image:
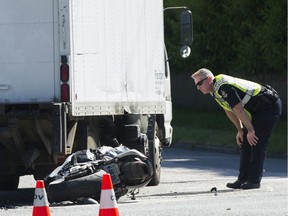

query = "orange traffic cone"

[98,173,120,216]
[32,180,51,216]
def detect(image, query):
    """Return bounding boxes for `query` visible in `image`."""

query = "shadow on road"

[0,188,34,209]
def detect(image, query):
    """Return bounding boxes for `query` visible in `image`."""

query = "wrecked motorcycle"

[44,145,154,203]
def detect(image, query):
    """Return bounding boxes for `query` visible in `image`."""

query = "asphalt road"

[0,147,287,216]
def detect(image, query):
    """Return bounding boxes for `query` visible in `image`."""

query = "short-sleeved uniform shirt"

[216,83,261,113]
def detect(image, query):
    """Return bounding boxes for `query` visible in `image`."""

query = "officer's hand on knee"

[236,131,244,147]
[247,130,258,146]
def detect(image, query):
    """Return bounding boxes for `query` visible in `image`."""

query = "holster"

[260,85,279,104]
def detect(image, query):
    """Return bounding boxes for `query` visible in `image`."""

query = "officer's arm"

[232,103,253,131]
[224,109,242,132]
[224,109,245,146]
[232,102,258,146]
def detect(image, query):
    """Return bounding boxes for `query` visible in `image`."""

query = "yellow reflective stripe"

[253,87,261,96]
[214,75,224,90]
[213,89,232,111]
[234,84,246,92]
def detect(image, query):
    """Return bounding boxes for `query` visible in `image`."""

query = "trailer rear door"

[0,0,58,104]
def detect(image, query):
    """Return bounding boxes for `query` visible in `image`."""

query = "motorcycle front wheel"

[47,170,106,203]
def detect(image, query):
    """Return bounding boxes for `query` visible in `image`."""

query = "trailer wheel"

[47,170,105,203]
[0,175,19,191]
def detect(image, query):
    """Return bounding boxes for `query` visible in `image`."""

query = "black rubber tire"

[147,117,161,186]
[87,129,99,149]
[47,170,106,203]
[0,175,19,191]
[147,137,161,186]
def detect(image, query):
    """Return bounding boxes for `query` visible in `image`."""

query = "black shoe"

[226,180,244,189]
[241,181,261,190]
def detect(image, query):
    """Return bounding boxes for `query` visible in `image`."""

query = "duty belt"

[251,85,279,113]
[261,85,279,104]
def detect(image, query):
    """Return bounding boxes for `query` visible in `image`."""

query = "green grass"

[171,107,287,156]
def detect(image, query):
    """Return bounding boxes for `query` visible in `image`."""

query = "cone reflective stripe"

[98,174,120,216]
[32,180,51,216]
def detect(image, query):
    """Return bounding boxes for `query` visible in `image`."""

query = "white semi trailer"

[0,0,192,189]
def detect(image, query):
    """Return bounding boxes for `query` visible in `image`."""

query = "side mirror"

[180,10,193,46]
[180,10,193,58]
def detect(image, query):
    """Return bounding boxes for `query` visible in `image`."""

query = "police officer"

[191,68,282,189]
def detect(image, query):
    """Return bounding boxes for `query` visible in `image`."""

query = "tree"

[163,0,287,75]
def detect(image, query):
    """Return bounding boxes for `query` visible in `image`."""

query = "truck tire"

[0,175,19,191]
[87,129,99,149]
[47,170,105,203]
[33,165,58,180]
[147,116,162,186]
[75,123,99,151]
[148,135,161,186]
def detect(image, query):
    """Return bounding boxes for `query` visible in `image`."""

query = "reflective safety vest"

[211,74,262,119]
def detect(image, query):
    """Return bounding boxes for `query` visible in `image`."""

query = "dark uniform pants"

[238,98,282,184]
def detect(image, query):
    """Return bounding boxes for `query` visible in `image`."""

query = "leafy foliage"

[164,0,287,75]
